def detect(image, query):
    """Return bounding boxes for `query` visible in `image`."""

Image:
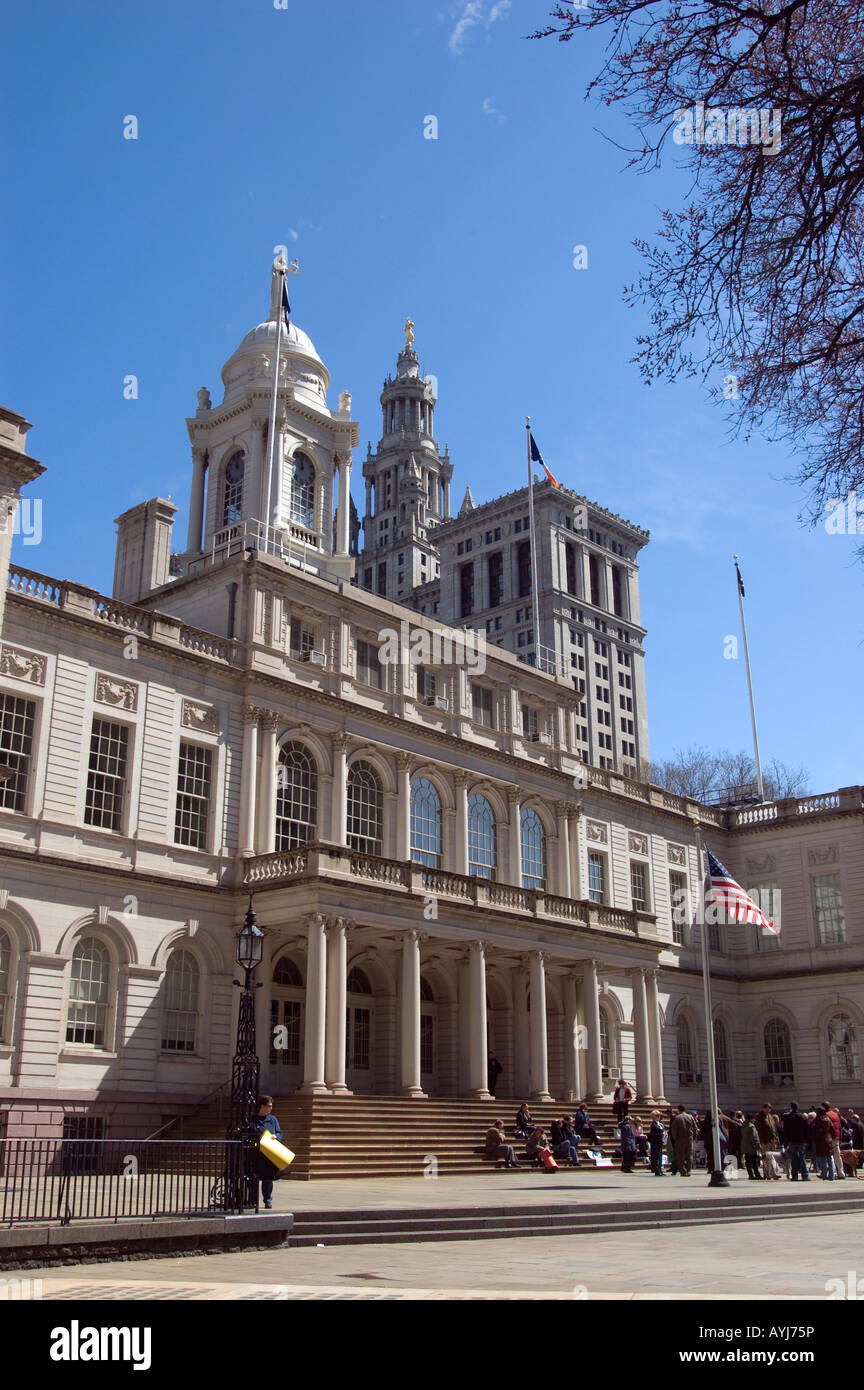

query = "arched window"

[0,928,10,1042]
[347,761,383,856]
[828,1013,859,1083]
[347,967,372,994]
[276,742,318,849]
[290,452,316,528]
[420,977,434,1003]
[66,937,110,1048]
[273,956,303,987]
[222,451,245,527]
[410,776,441,868]
[713,1018,731,1086]
[764,1018,794,1079]
[520,807,546,890]
[161,950,200,1053]
[468,793,496,880]
[420,976,435,1076]
[599,1007,612,1076]
[677,1016,696,1084]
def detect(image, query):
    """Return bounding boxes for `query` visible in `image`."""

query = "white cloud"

[287,228,299,241]
[449,0,511,56]
[482,96,506,122]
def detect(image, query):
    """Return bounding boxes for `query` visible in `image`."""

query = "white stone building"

[0,271,861,1145]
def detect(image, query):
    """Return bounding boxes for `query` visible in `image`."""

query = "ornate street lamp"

[224,896,264,1210]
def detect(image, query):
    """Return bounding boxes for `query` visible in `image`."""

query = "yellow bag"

[259,1129,295,1171]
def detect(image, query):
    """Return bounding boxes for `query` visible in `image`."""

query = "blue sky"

[3,0,861,792]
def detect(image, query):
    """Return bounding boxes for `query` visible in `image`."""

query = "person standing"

[781,1102,810,1182]
[741,1115,764,1180]
[755,1103,782,1179]
[619,1114,637,1173]
[250,1095,284,1209]
[812,1107,837,1181]
[824,1101,846,1180]
[670,1104,698,1176]
[613,1079,633,1126]
[487,1051,503,1098]
[648,1111,666,1176]
[724,1111,743,1170]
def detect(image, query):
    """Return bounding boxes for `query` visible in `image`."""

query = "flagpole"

[262,258,287,554]
[525,418,543,672]
[693,820,729,1188]
[733,555,765,802]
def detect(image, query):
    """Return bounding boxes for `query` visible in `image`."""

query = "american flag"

[706,848,779,933]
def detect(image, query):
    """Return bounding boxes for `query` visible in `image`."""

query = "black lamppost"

[224,896,264,1210]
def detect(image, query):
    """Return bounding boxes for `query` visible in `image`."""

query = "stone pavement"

[18,1169,864,1301]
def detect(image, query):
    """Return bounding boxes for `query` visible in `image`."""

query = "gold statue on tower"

[404,317,415,348]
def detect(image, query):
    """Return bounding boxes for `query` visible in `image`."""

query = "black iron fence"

[0,1139,255,1227]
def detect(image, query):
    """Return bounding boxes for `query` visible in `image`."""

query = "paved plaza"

[14,1170,864,1301]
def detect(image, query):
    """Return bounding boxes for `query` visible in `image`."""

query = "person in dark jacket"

[812,1107,836,1180]
[741,1115,763,1179]
[648,1111,666,1176]
[573,1104,601,1147]
[487,1052,503,1098]
[619,1115,637,1173]
[249,1095,284,1208]
[549,1119,580,1166]
[782,1102,811,1181]
[515,1102,534,1137]
[723,1111,743,1169]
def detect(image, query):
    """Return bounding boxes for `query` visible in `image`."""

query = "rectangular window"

[460,562,474,618]
[289,618,315,657]
[0,693,35,813]
[84,719,129,832]
[669,870,688,945]
[174,742,212,850]
[356,640,382,688]
[521,704,538,738]
[487,551,503,607]
[472,684,494,728]
[417,666,437,702]
[589,554,600,607]
[588,851,606,904]
[812,874,845,946]
[517,541,532,599]
[750,883,781,951]
[630,860,650,912]
[611,565,625,617]
[565,543,577,596]
[376,562,387,596]
[362,567,372,590]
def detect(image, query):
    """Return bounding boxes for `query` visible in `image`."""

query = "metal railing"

[0,1139,250,1226]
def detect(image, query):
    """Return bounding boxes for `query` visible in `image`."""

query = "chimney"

[113,498,177,604]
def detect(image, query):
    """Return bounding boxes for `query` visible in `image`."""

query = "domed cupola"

[219,273,331,410]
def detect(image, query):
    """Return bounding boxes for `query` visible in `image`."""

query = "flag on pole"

[706,848,778,932]
[281,277,292,330]
[529,432,560,488]
[734,558,745,597]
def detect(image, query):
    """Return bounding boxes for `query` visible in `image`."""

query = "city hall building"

[0,266,861,1150]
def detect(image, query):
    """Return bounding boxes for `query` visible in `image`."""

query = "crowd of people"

[482,1079,864,1180]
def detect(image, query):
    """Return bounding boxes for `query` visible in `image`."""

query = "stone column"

[331,733,348,845]
[512,963,530,1096]
[455,773,469,876]
[528,951,553,1101]
[238,707,259,857]
[467,942,491,1098]
[646,970,667,1103]
[364,476,372,518]
[300,913,329,1093]
[396,754,412,861]
[584,958,604,1101]
[631,967,653,1101]
[336,452,351,555]
[256,711,279,854]
[186,447,207,553]
[400,931,426,1097]
[562,973,579,1103]
[508,792,522,887]
[555,801,571,898]
[324,917,352,1094]
[570,804,585,901]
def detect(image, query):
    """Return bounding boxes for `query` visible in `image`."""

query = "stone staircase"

[175,1094,660,1181]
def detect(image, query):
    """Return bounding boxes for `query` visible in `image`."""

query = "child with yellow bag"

[250,1096,295,1207]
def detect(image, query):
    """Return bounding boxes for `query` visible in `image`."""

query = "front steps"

[176,1094,662,1180]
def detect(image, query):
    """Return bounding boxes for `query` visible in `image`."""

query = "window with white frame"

[471,684,494,728]
[812,873,846,946]
[677,1016,696,1083]
[356,640,382,689]
[599,1007,613,1076]
[588,851,606,904]
[468,793,496,880]
[764,1017,794,1079]
[629,860,650,912]
[416,666,437,702]
[289,452,316,528]
[0,693,36,813]
[520,807,546,891]
[669,870,688,946]
[713,1018,731,1086]
[222,451,244,527]
[66,937,110,1047]
[410,776,441,868]
[749,883,781,951]
[0,928,10,1042]
[827,1013,859,1083]
[521,704,538,738]
[174,742,212,850]
[347,761,383,855]
[84,719,129,832]
[289,618,315,657]
[276,742,318,849]
[161,950,200,1053]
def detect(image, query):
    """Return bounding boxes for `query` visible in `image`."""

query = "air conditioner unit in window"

[302,650,327,667]
[538,732,552,745]
[434,695,449,711]
[608,1067,621,1080]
